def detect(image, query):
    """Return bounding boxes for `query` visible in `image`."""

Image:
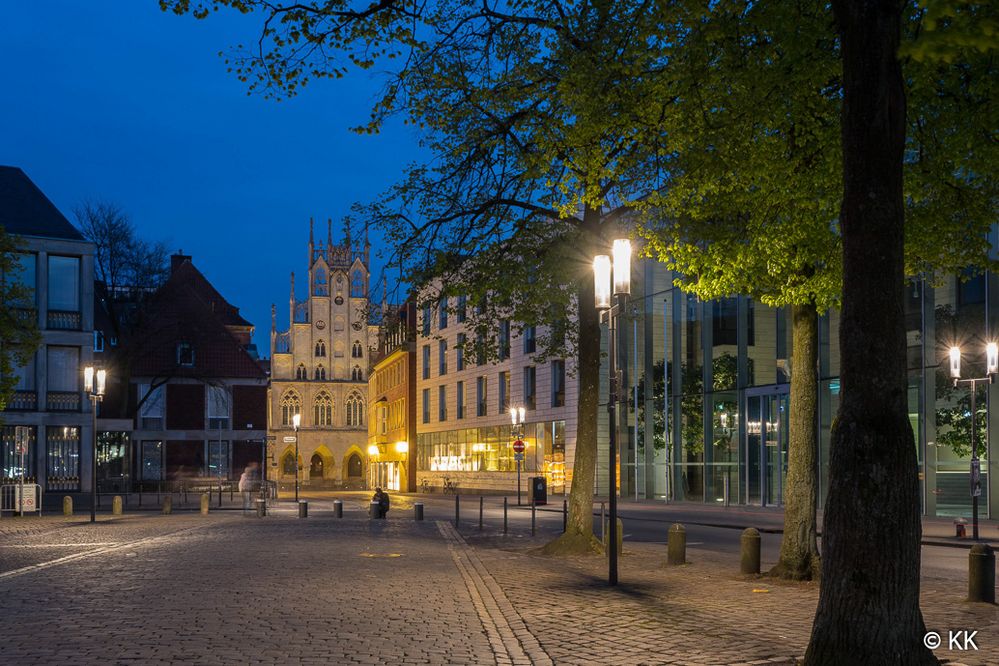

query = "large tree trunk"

[770,301,820,580]
[541,205,603,555]
[805,1,933,663]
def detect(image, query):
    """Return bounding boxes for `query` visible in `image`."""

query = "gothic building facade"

[268,219,375,490]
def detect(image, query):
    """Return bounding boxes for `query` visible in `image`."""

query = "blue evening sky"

[0,2,423,356]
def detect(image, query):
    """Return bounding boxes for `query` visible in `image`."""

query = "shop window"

[46,426,80,490]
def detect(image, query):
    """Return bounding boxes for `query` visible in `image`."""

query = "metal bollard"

[479,496,483,531]
[667,523,686,565]
[255,498,266,517]
[113,495,123,516]
[333,499,343,518]
[162,496,173,515]
[601,502,606,542]
[531,502,536,537]
[200,493,210,515]
[562,499,568,533]
[455,494,460,528]
[298,501,308,518]
[414,502,424,521]
[63,495,73,516]
[503,496,508,534]
[370,500,382,519]
[603,517,623,556]
[740,528,761,574]
[968,543,996,603]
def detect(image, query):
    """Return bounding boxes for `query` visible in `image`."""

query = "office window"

[456,381,465,419]
[47,256,80,311]
[9,253,36,306]
[524,326,536,354]
[139,384,165,430]
[499,371,510,412]
[439,299,448,329]
[456,333,466,371]
[422,388,430,424]
[207,385,230,429]
[499,321,510,360]
[438,385,447,421]
[476,331,486,366]
[422,306,431,336]
[93,330,105,352]
[524,366,536,409]
[551,360,565,407]
[476,376,487,417]
[422,345,431,380]
[439,340,448,375]
[46,346,79,392]
[457,295,467,323]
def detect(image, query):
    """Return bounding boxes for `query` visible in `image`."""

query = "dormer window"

[176,342,195,367]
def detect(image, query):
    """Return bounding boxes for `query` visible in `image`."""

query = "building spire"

[271,303,276,333]
[327,218,333,254]
[308,217,315,265]
[289,271,295,327]
[364,220,371,267]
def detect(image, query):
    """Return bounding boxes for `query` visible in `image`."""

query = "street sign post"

[15,426,28,516]
[283,436,297,443]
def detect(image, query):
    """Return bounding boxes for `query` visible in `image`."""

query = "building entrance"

[744,387,789,506]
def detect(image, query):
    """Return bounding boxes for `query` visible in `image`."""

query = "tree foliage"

[0,228,42,417]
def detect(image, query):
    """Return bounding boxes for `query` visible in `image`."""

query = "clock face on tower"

[334,296,344,305]
[316,320,326,330]
[352,321,363,331]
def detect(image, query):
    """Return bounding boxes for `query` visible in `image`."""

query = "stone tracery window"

[280,390,301,426]
[313,390,333,426]
[296,364,307,380]
[345,391,364,427]
[315,341,326,357]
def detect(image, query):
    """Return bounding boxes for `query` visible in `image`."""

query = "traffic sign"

[512,439,525,454]
[514,452,524,461]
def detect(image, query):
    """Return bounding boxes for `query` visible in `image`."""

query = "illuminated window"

[280,391,301,426]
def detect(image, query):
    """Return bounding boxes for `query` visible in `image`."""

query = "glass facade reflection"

[608,260,999,519]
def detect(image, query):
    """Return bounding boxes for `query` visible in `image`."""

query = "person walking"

[239,462,259,514]
[372,487,390,519]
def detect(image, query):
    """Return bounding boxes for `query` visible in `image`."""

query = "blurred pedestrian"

[372,487,390,518]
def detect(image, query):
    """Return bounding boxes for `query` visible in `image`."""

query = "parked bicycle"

[442,476,458,494]
[420,478,432,494]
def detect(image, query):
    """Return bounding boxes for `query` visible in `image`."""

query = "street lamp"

[84,365,107,523]
[292,412,301,503]
[594,238,631,586]
[949,342,998,541]
[511,406,527,505]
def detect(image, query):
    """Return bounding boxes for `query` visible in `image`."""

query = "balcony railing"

[6,390,38,411]
[47,391,81,412]
[47,310,81,330]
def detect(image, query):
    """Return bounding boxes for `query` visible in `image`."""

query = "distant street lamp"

[84,366,107,524]
[594,238,631,587]
[949,342,998,541]
[510,406,526,505]
[292,413,301,503]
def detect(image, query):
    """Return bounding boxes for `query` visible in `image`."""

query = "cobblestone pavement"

[1,511,997,665]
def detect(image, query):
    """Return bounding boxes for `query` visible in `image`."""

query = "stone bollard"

[667,523,686,565]
[370,500,382,519]
[333,499,343,518]
[968,543,996,603]
[298,501,308,518]
[162,495,173,515]
[740,528,761,574]
[200,493,210,515]
[112,495,124,516]
[603,517,623,556]
[63,496,73,516]
[414,502,424,521]
[255,498,266,517]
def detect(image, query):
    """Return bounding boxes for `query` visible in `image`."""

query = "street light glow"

[949,346,961,379]
[84,366,95,392]
[612,238,631,295]
[987,342,998,375]
[292,413,301,429]
[518,406,526,424]
[95,369,106,396]
[593,254,611,309]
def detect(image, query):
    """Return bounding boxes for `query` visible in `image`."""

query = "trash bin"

[529,476,548,506]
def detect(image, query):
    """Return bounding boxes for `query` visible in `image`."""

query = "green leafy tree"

[163,0,670,554]
[0,228,42,418]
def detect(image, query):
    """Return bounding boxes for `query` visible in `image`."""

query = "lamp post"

[949,342,998,541]
[84,366,107,524]
[594,238,631,586]
[510,406,526,505]
[292,413,301,503]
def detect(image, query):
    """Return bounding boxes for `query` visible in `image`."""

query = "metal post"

[479,496,483,531]
[503,496,508,534]
[970,382,979,541]
[90,395,97,523]
[294,425,300,504]
[517,459,522,506]
[563,499,568,533]
[455,494,460,528]
[601,501,606,542]
[531,501,536,536]
[607,294,622,585]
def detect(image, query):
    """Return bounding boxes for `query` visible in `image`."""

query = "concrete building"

[414,295,577,496]
[1,166,96,499]
[268,219,376,491]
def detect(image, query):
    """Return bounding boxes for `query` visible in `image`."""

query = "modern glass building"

[605,250,998,519]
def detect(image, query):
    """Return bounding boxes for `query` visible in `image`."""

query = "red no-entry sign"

[513,439,525,454]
